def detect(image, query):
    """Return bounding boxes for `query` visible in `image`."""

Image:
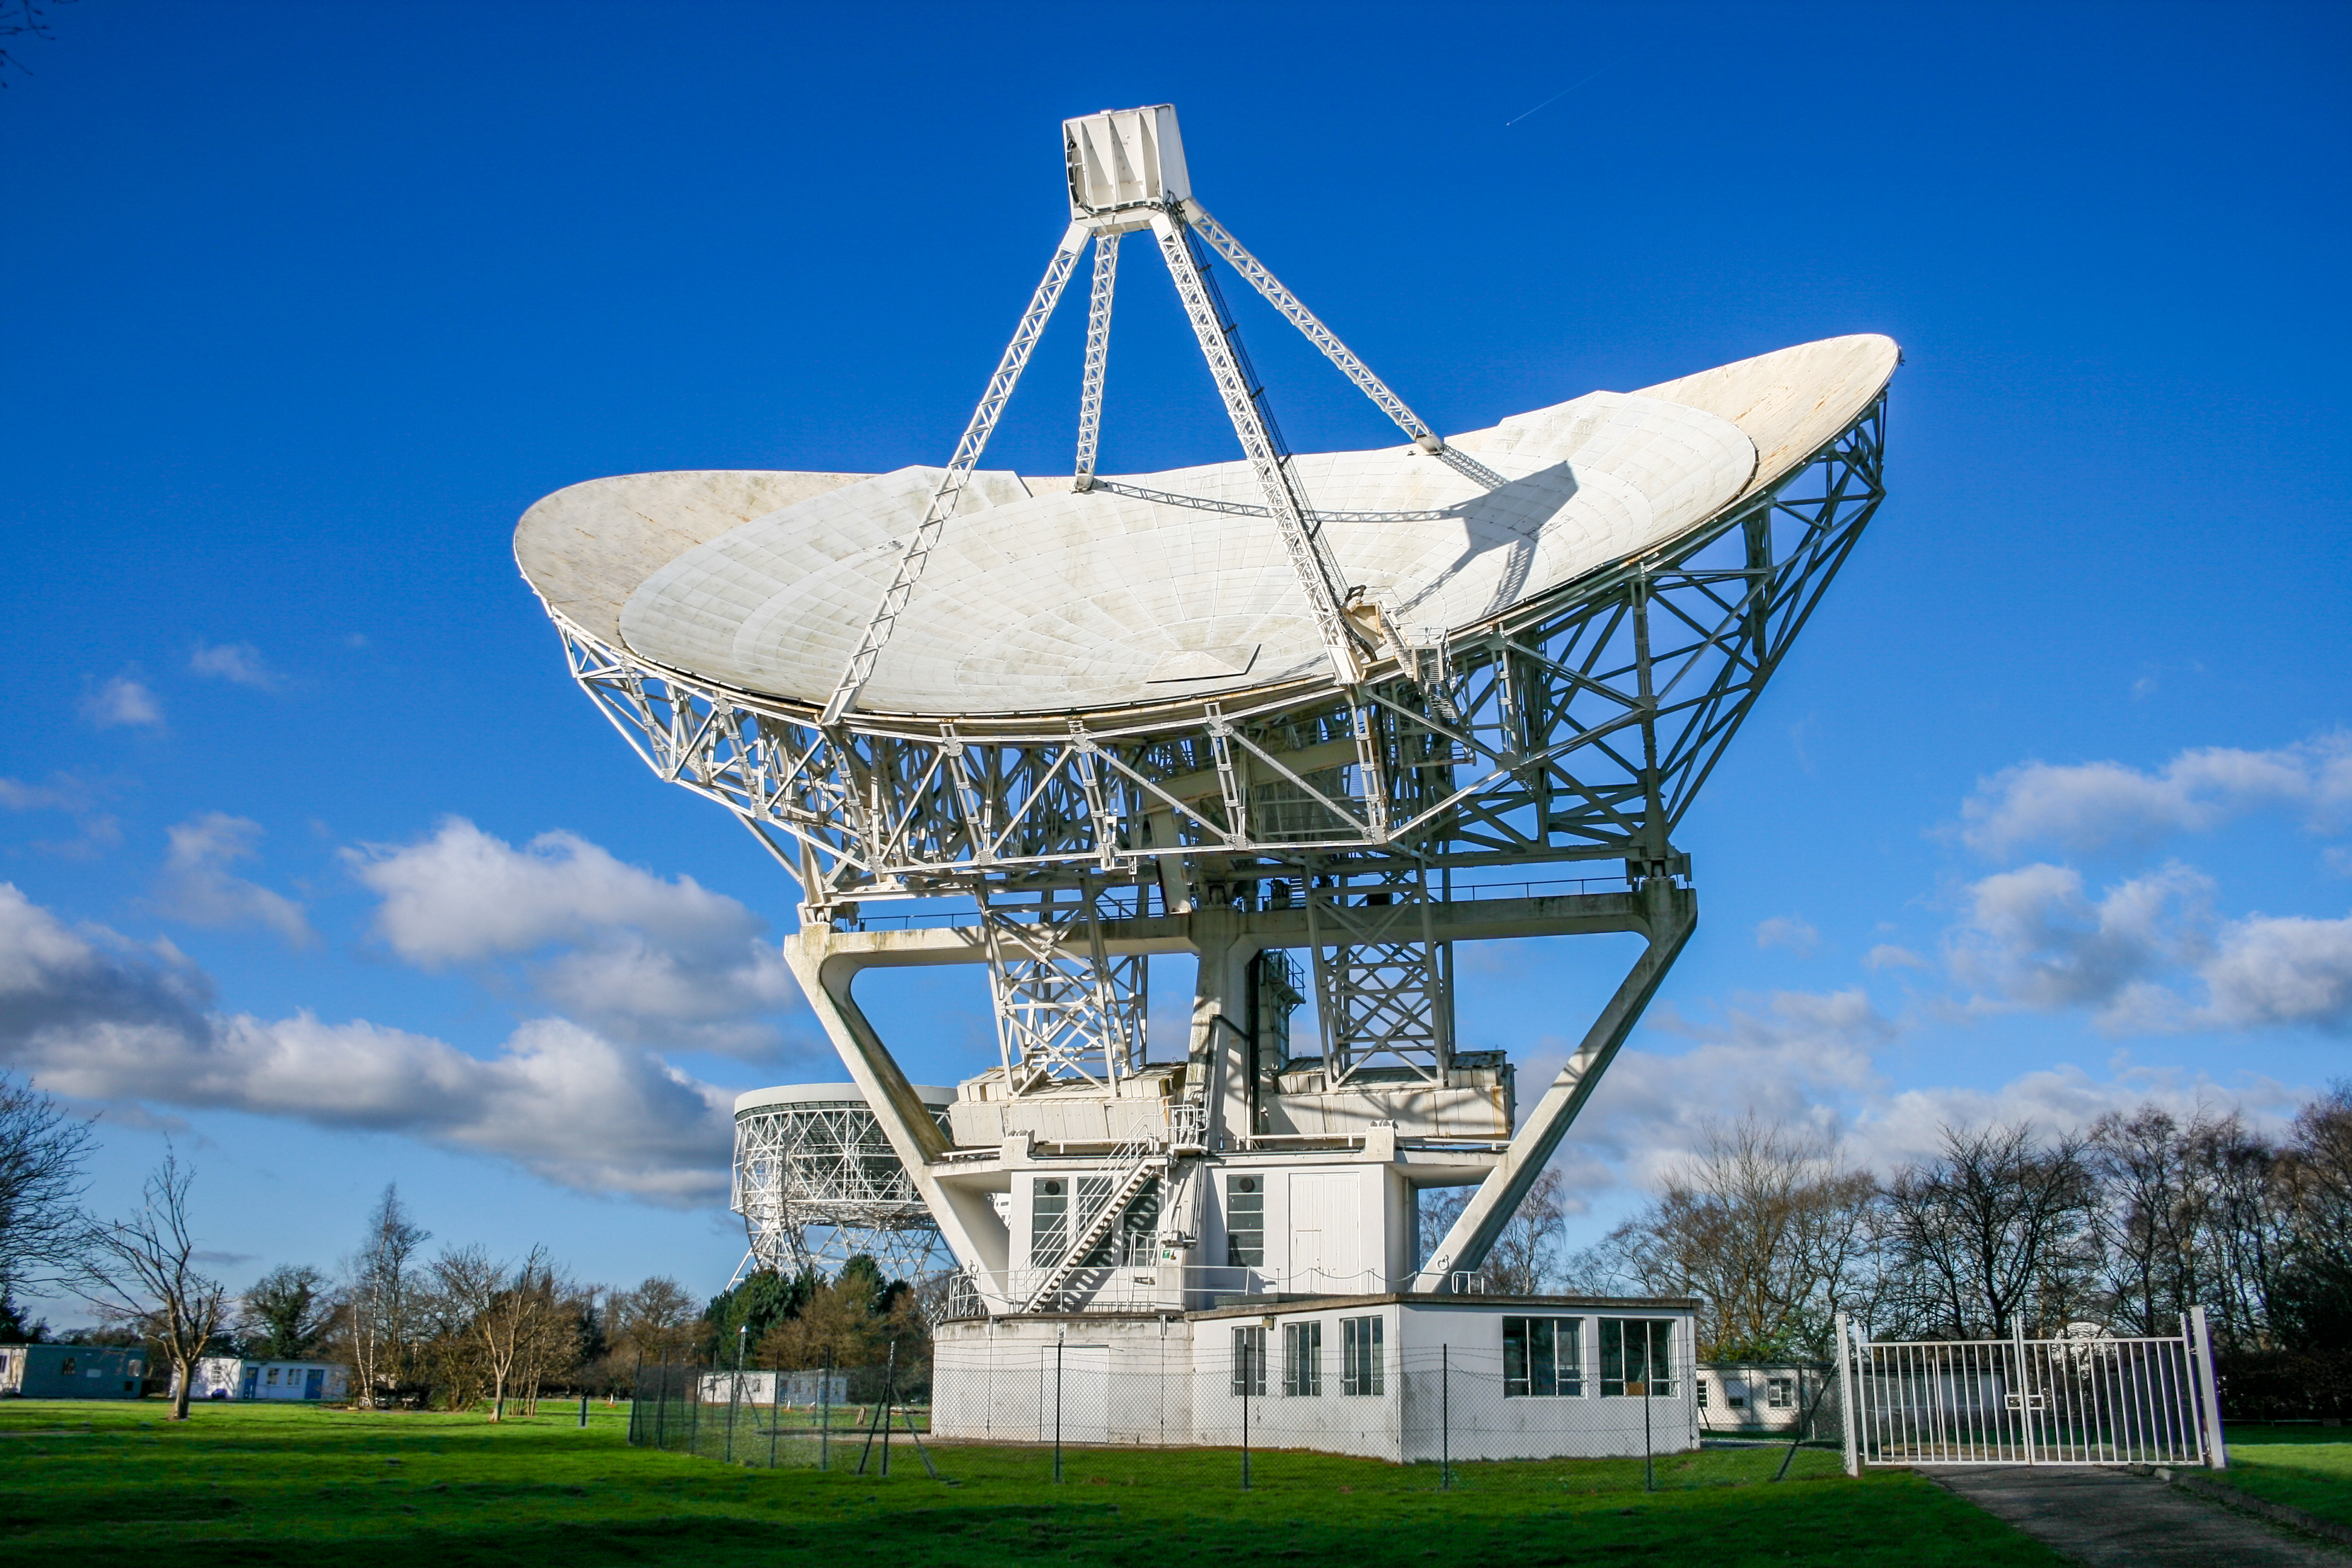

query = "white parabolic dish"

[515,333,1897,720]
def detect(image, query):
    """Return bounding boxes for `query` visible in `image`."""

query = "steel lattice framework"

[552,399,1885,906]
[731,1097,952,1283]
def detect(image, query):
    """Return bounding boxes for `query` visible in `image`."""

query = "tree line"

[0,1073,928,1419]
[1425,1088,2352,1415]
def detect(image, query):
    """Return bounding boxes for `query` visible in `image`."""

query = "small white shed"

[185,1357,349,1402]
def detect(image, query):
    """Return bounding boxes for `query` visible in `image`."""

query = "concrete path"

[1928,1465,2347,1567]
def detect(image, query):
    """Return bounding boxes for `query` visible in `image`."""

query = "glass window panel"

[1226,1175,1264,1268]
[1031,1177,1069,1267]
[1230,1325,1266,1396]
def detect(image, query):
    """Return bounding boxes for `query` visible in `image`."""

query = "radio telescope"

[728,1084,955,1287]
[517,103,1893,1334]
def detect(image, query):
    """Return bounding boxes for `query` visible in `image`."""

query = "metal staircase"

[1024,1134,1163,1310]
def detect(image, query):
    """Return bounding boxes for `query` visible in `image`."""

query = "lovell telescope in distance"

[515,104,1894,1459]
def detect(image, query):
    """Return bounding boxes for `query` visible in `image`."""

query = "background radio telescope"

[517,103,1895,1312]
[729,1084,955,1287]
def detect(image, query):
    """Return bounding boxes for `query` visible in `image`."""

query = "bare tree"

[607,1275,701,1366]
[0,1073,96,1310]
[66,1148,227,1420]
[428,1244,569,1420]
[238,1264,339,1359]
[1880,1122,2099,1338]
[1588,1116,1880,1358]
[1417,1168,1573,1294]
[342,1184,430,1408]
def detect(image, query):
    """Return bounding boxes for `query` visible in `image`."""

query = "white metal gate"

[1834,1307,2229,1471]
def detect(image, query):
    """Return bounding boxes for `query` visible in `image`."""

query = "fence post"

[2011,1318,2036,1468]
[2187,1305,2229,1471]
[1440,1343,1450,1491]
[1834,1315,1861,1477]
[820,1361,832,1472]
[688,1360,702,1457]
[880,1339,897,1478]
[628,1353,644,1446]
[1054,1332,1065,1485]
[1240,1333,1252,1492]
[768,1361,782,1470]
[725,1365,740,1465]
[1641,1351,1654,1494]
[653,1357,668,1451]
[579,1390,589,1429]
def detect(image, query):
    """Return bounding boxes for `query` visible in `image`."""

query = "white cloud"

[345,818,803,1057]
[148,814,313,947]
[2198,913,2352,1032]
[1864,944,1930,972]
[1754,915,1820,956]
[1541,984,2310,1212]
[1939,860,2352,1036]
[189,641,283,691]
[1547,988,1894,1197]
[0,776,87,814]
[0,883,731,1203]
[1944,861,2211,1027]
[1958,731,2352,860]
[82,675,163,730]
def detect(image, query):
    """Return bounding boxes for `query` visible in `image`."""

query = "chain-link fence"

[629,1338,1844,1494]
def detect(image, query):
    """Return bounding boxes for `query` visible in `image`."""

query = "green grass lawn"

[0,1399,2070,1567]
[2213,1425,2352,1527]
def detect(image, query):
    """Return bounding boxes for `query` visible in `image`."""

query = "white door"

[1289,1172,1362,1292]
[1040,1345,1110,1444]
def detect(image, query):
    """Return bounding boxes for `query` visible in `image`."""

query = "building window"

[1032,1178,1068,1267]
[1226,1175,1264,1268]
[59,1357,76,1376]
[267,1367,281,1385]
[1503,1316,1583,1397]
[1341,1315,1384,1396]
[1728,1388,1749,1410]
[1695,1378,1709,1408]
[1120,1176,1161,1267]
[1230,1325,1267,1396]
[1283,1321,1323,1396]
[1599,1318,1676,1398]
[1768,1377,1795,1410]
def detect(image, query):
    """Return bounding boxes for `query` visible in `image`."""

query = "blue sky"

[3,2,2347,1319]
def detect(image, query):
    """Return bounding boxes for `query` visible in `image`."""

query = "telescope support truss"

[1307,866,1454,1086]
[981,884,1148,1091]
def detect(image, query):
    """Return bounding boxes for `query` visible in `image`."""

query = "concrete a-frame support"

[782,880,1693,1310]
[780,930,1016,1308]
[1408,877,1696,1291]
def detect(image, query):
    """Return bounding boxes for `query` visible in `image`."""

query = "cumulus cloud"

[1541,988,1895,1198]
[1944,861,2211,1025]
[2197,913,2352,1033]
[345,818,803,1057]
[0,883,731,1203]
[189,641,283,691]
[1958,731,2352,860]
[148,814,313,947]
[82,675,163,730]
[1540,982,2310,1207]
[1754,915,1820,956]
[1939,860,2352,1036]
[1864,944,1930,972]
